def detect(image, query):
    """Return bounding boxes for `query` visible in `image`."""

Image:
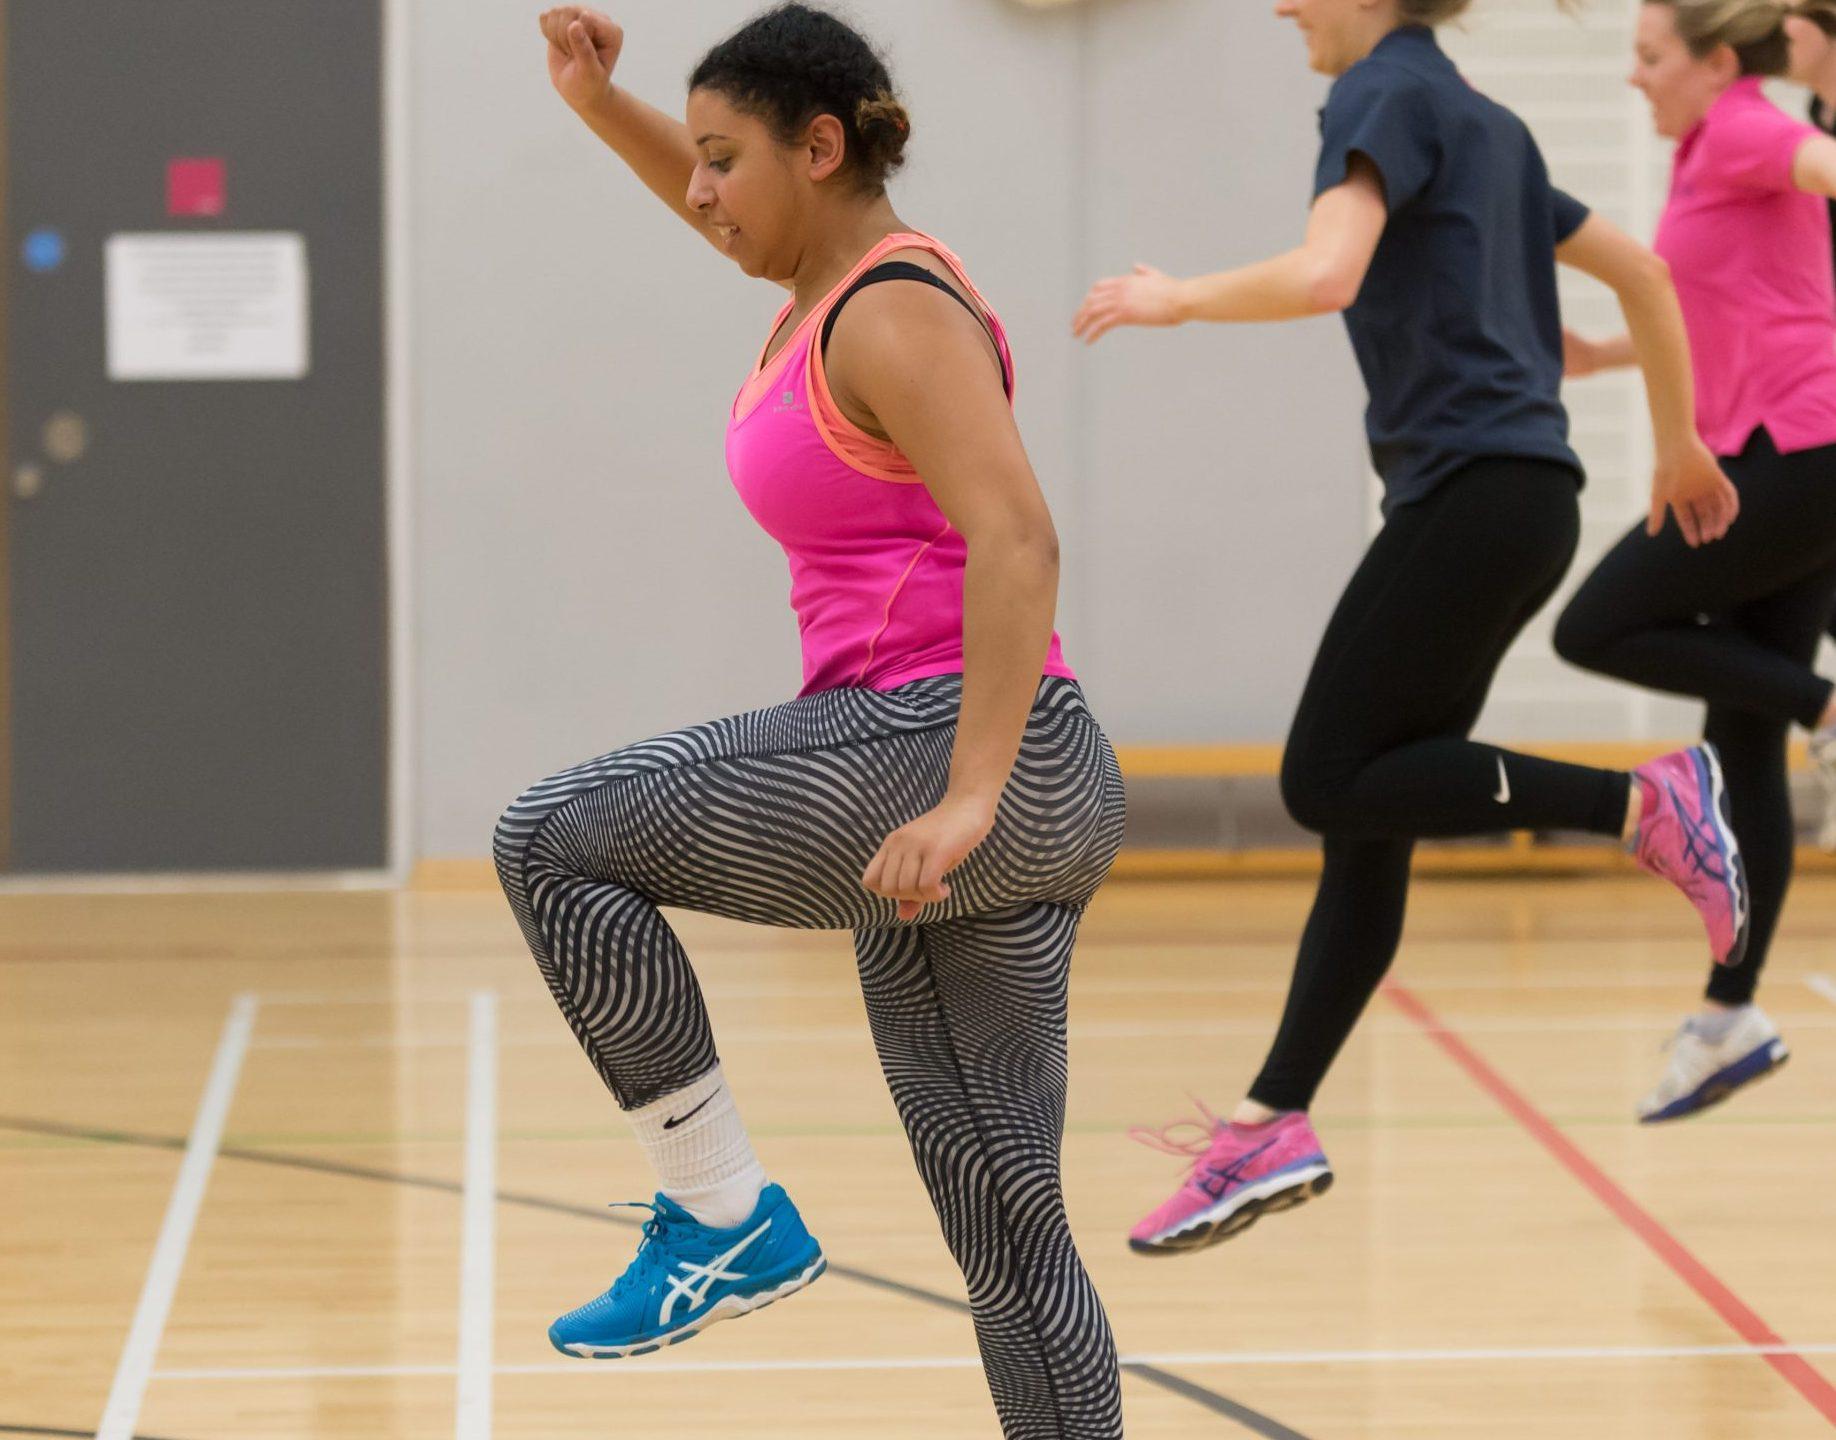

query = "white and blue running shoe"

[1638,1007,1790,1124]
[549,1184,826,1359]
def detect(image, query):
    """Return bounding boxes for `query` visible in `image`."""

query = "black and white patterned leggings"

[493,674,1127,1439]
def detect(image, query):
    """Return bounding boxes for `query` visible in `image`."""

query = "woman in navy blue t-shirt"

[1075,0,1747,1258]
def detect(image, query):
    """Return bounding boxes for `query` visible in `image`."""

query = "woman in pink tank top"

[1558,0,1836,1123]
[495,7,1127,1436]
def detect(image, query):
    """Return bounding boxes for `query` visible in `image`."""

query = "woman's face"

[1786,12,1836,88]
[683,89,808,282]
[1274,0,1380,78]
[1631,4,1737,139]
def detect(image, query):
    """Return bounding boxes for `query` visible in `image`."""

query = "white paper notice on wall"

[105,232,310,382]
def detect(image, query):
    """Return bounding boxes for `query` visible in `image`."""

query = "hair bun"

[857,93,911,134]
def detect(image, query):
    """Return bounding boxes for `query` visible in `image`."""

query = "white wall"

[1080,0,1371,741]
[409,0,1374,859]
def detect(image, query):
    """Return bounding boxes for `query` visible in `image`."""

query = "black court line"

[2,1115,1312,1440]
[0,1428,188,1440]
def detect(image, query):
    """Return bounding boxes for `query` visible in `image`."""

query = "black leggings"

[1556,430,1836,1006]
[1250,459,1631,1111]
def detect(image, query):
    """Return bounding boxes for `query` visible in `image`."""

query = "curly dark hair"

[688,4,911,195]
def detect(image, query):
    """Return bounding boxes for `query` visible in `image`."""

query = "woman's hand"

[541,7,623,112]
[1650,438,1739,546]
[1563,328,1604,379]
[1073,264,1188,343]
[862,795,999,922]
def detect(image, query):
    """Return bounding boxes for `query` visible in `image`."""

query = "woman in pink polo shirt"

[1559,0,1836,1122]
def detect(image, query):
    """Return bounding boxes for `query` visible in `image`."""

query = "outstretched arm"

[1072,155,1388,340]
[1792,132,1836,198]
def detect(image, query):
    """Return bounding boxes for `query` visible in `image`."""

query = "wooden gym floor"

[3,875,1834,1438]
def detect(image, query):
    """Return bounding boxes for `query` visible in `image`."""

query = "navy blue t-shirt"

[1315,25,1587,511]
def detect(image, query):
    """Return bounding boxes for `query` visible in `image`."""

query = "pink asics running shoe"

[1128,1105,1333,1255]
[1632,745,1750,968]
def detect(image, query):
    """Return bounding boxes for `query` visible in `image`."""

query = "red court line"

[1382,981,1836,1427]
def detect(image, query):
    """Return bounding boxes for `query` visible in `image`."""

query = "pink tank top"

[726,232,1075,697]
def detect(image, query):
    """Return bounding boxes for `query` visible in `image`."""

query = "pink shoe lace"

[1127,1097,1226,1166]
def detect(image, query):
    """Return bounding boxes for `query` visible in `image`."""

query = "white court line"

[154,1340,1836,1383]
[456,992,498,1440]
[1131,1342,1836,1368]
[1809,975,1836,1007]
[95,994,259,1440]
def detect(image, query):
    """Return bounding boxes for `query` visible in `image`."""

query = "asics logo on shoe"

[662,1095,715,1130]
[1667,779,1731,884]
[658,1218,772,1325]
[1197,1137,1278,1199]
[1493,757,1511,806]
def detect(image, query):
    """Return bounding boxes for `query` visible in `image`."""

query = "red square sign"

[167,158,226,218]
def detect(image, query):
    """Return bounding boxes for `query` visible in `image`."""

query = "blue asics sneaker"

[548,1184,826,1359]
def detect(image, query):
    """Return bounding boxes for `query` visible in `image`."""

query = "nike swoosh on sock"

[663,1094,716,1130]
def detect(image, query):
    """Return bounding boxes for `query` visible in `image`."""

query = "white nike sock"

[626,1065,767,1230]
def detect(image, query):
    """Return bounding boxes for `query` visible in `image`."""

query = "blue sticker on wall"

[22,229,66,273]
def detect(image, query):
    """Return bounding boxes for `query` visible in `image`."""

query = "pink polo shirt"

[1654,77,1836,458]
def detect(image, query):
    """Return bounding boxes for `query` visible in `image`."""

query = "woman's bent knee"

[1280,757,1346,836]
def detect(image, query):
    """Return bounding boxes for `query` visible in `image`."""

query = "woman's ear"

[805,113,848,184]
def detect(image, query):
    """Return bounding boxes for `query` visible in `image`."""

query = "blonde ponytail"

[1648,0,1792,72]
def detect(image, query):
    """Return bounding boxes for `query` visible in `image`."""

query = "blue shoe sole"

[1641,1039,1789,1124]
[551,1250,827,1359]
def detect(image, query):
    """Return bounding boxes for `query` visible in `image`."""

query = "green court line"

[4,1111,1831,1152]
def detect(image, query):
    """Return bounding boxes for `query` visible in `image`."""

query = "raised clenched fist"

[540,8,624,112]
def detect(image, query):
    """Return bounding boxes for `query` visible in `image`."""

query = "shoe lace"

[1127,1096,1225,1169]
[605,1201,672,1302]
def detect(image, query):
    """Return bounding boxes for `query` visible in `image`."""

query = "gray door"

[3,0,387,872]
